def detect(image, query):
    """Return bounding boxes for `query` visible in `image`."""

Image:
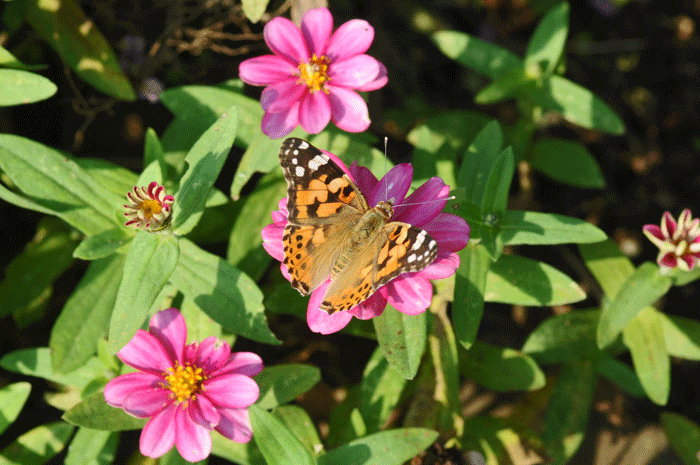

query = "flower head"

[124,182,174,231]
[261,154,469,334]
[239,7,387,139]
[104,308,263,462]
[643,209,700,271]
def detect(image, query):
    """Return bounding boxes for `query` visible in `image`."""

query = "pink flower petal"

[149,308,186,365]
[216,352,264,377]
[262,222,285,261]
[322,149,354,178]
[299,91,331,134]
[415,253,460,280]
[423,213,470,254]
[385,275,433,315]
[348,291,386,319]
[123,387,172,418]
[117,329,174,374]
[349,162,379,194]
[393,178,450,226]
[261,78,307,112]
[239,55,298,86]
[216,408,253,443]
[326,19,374,61]
[680,255,695,271]
[203,374,259,408]
[659,252,677,268]
[661,211,677,239]
[264,17,309,64]
[261,101,300,139]
[193,337,231,373]
[104,372,163,408]
[307,282,353,334]
[356,62,388,91]
[642,224,664,241]
[301,8,333,56]
[327,87,371,133]
[328,55,380,88]
[190,395,221,430]
[174,406,212,462]
[140,404,177,458]
[370,163,412,207]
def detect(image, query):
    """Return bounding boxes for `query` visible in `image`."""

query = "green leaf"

[0,217,79,319]
[74,158,139,199]
[373,305,427,380]
[63,391,146,431]
[669,265,700,286]
[51,255,124,373]
[0,383,31,436]
[622,307,670,405]
[211,432,265,465]
[486,254,586,306]
[0,348,105,389]
[242,0,269,22]
[63,428,117,465]
[73,228,131,260]
[170,238,279,344]
[524,2,569,77]
[457,120,503,205]
[522,310,601,363]
[24,0,135,100]
[662,314,700,361]
[256,365,321,409]
[502,210,607,245]
[0,422,73,465]
[108,231,180,353]
[478,146,515,260]
[579,239,635,300]
[529,75,625,135]
[231,129,286,199]
[250,405,316,465]
[432,31,522,80]
[529,138,605,188]
[461,417,544,465]
[143,128,166,181]
[453,242,490,350]
[171,107,238,235]
[0,68,56,106]
[273,406,323,458]
[0,45,46,71]
[460,341,545,391]
[474,66,527,105]
[542,360,596,464]
[661,413,700,465]
[360,347,409,433]
[318,428,438,465]
[597,261,672,348]
[596,354,645,397]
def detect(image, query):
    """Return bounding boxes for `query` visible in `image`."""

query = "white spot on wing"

[308,154,328,171]
[407,254,416,263]
[295,166,305,177]
[299,141,309,149]
[292,158,298,165]
[412,230,427,250]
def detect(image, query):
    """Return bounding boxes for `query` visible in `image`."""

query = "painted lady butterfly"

[279,138,439,314]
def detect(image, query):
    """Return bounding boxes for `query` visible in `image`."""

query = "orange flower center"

[139,199,163,220]
[164,362,205,404]
[298,54,330,93]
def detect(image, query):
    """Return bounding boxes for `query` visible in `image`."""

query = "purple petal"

[203,374,259,408]
[174,406,212,462]
[299,91,331,134]
[415,253,460,280]
[424,213,470,254]
[262,222,285,261]
[261,101,300,139]
[301,8,333,56]
[348,291,386,319]
[323,149,354,178]
[356,62,388,91]
[328,55,380,88]
[216,408,253,443]
[261,78,307,112]
[307,282,353,334]
[264,17,308,64]
[385,275,432,315]
[393,177,450,226]
[215,352,264,378]
[123,387,172,418]
[190,395,221,430]
[328,87,371,133]
[149,308,186,365]
[117,329,174,374]
[140,404,177,458]
[104,372,163,408]
[326,20,374,62]
[349,162,379,195]
[369,163,412,207]
[239,55,297,86]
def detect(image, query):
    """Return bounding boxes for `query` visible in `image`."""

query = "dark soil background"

[1,0,700,464]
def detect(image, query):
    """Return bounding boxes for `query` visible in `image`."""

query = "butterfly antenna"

[399,195,457,208]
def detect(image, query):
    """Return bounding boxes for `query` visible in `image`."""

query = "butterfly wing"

[279,138,368,295]
[320,222,439,314]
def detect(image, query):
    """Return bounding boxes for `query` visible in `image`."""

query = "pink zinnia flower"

[103,308,263,462]
[238,7,387,139]
[261,154,469,334]
[643,209,700,271]
[124,181,174,231]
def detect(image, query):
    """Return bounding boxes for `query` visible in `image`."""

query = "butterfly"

[279,137,439,314]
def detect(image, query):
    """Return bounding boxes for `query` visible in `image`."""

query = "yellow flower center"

[164,362,205,405]
[139,199,163,220]
[298,54,330,93]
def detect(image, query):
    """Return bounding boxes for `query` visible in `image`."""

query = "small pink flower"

[239,7,387,139]
[124,181,174,231]
[261,155,469,334]
[643,209,700,271]
[104,309,263,462]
